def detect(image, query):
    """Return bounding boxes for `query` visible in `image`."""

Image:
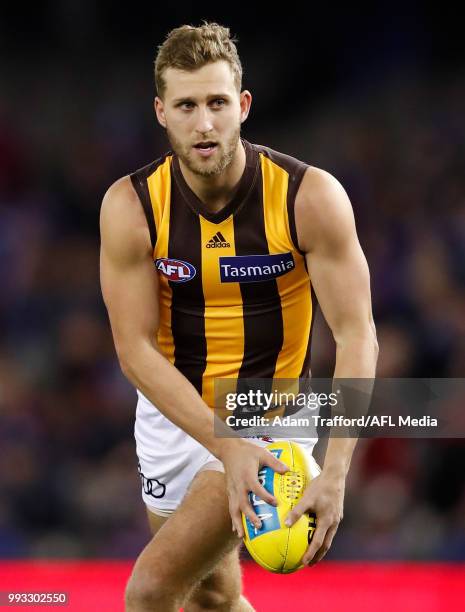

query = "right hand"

[219,439,289,538]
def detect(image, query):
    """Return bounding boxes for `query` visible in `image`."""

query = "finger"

[301,520,330,565]
[285,498,314,526]
[239,495,262,533]
[261,451,289,474]
[229,503,245,538]
[250,482,278,507]
[304,523,338,566]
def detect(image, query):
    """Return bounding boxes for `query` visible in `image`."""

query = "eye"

[181,102,194,110]
[212,98,226,108]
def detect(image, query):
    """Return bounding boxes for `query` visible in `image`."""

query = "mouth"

[192,141,218,157]
[193,141,218,150]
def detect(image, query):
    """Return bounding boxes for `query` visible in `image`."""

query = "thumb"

[261,450,289,474]
[285,498,309,527]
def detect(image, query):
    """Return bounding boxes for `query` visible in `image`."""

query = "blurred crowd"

[1,52,464,560]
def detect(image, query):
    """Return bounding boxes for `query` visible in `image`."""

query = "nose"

[195,105,214,134]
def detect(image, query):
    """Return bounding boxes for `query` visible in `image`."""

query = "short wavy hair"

[154,21,243,99]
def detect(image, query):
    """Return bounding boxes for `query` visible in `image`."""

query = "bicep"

[306,238,374,344]
[296,168,375,344]
[100,244,160,356]
[99,178,160,365]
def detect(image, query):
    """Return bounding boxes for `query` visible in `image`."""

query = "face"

[155,60,251,177]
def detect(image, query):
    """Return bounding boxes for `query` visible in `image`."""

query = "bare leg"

[125,470,255,611]
[184,547,255,611]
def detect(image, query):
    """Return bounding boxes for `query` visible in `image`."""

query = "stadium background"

[1,3,464,610]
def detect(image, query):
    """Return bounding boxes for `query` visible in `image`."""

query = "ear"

[154,97,166,128]
[239,90,252,124]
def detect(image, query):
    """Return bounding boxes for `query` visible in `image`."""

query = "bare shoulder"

[295,166,357,254]
[99,175,152,263]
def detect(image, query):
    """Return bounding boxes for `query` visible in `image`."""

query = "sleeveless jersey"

[130,138,316,410]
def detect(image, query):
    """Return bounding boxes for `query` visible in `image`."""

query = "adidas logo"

[206,231,230,248]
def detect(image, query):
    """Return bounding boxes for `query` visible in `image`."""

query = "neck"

[178,140,246,213]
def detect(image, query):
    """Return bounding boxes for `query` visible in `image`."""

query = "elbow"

[114,339,139,381]
[371,320,379,361]
[372,335,379,366]
[117,350,136,382]
[115,337,161,382]
[335,321,379,359]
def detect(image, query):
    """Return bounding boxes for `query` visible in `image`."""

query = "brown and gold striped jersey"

[130,138,316,409]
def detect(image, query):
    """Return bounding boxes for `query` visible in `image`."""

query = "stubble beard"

[166,123,241,178]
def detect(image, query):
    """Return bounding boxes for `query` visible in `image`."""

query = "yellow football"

[242,441,316,573]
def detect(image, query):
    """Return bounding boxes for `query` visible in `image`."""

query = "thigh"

[132,469,240,593]
[145,484,243,610]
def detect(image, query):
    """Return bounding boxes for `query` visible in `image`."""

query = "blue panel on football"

[245,449,283,540]
[245,498,281,541]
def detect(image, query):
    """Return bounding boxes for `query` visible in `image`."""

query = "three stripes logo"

[206,231,230,248]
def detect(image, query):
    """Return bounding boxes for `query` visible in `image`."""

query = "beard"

[166,123,241,178]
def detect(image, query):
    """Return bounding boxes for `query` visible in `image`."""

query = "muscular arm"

[297,167,378,475]
[300,170,377,377]
[286,166,378,563]
[99,176,287,532]
[100,176,223,454]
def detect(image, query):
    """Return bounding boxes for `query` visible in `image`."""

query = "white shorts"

[135,389,320,517]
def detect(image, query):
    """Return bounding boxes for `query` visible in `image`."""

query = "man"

[100,22,378,612]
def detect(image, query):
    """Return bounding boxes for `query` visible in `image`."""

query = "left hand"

[285,470,345,566]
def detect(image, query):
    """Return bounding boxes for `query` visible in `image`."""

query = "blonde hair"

[154,21,243,99]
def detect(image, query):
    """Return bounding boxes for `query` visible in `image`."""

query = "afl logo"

[155,258,196,282]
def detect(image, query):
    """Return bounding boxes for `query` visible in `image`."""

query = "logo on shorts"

[155,258,196,282]
[138,462,166,499]
[219,252,295,283]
